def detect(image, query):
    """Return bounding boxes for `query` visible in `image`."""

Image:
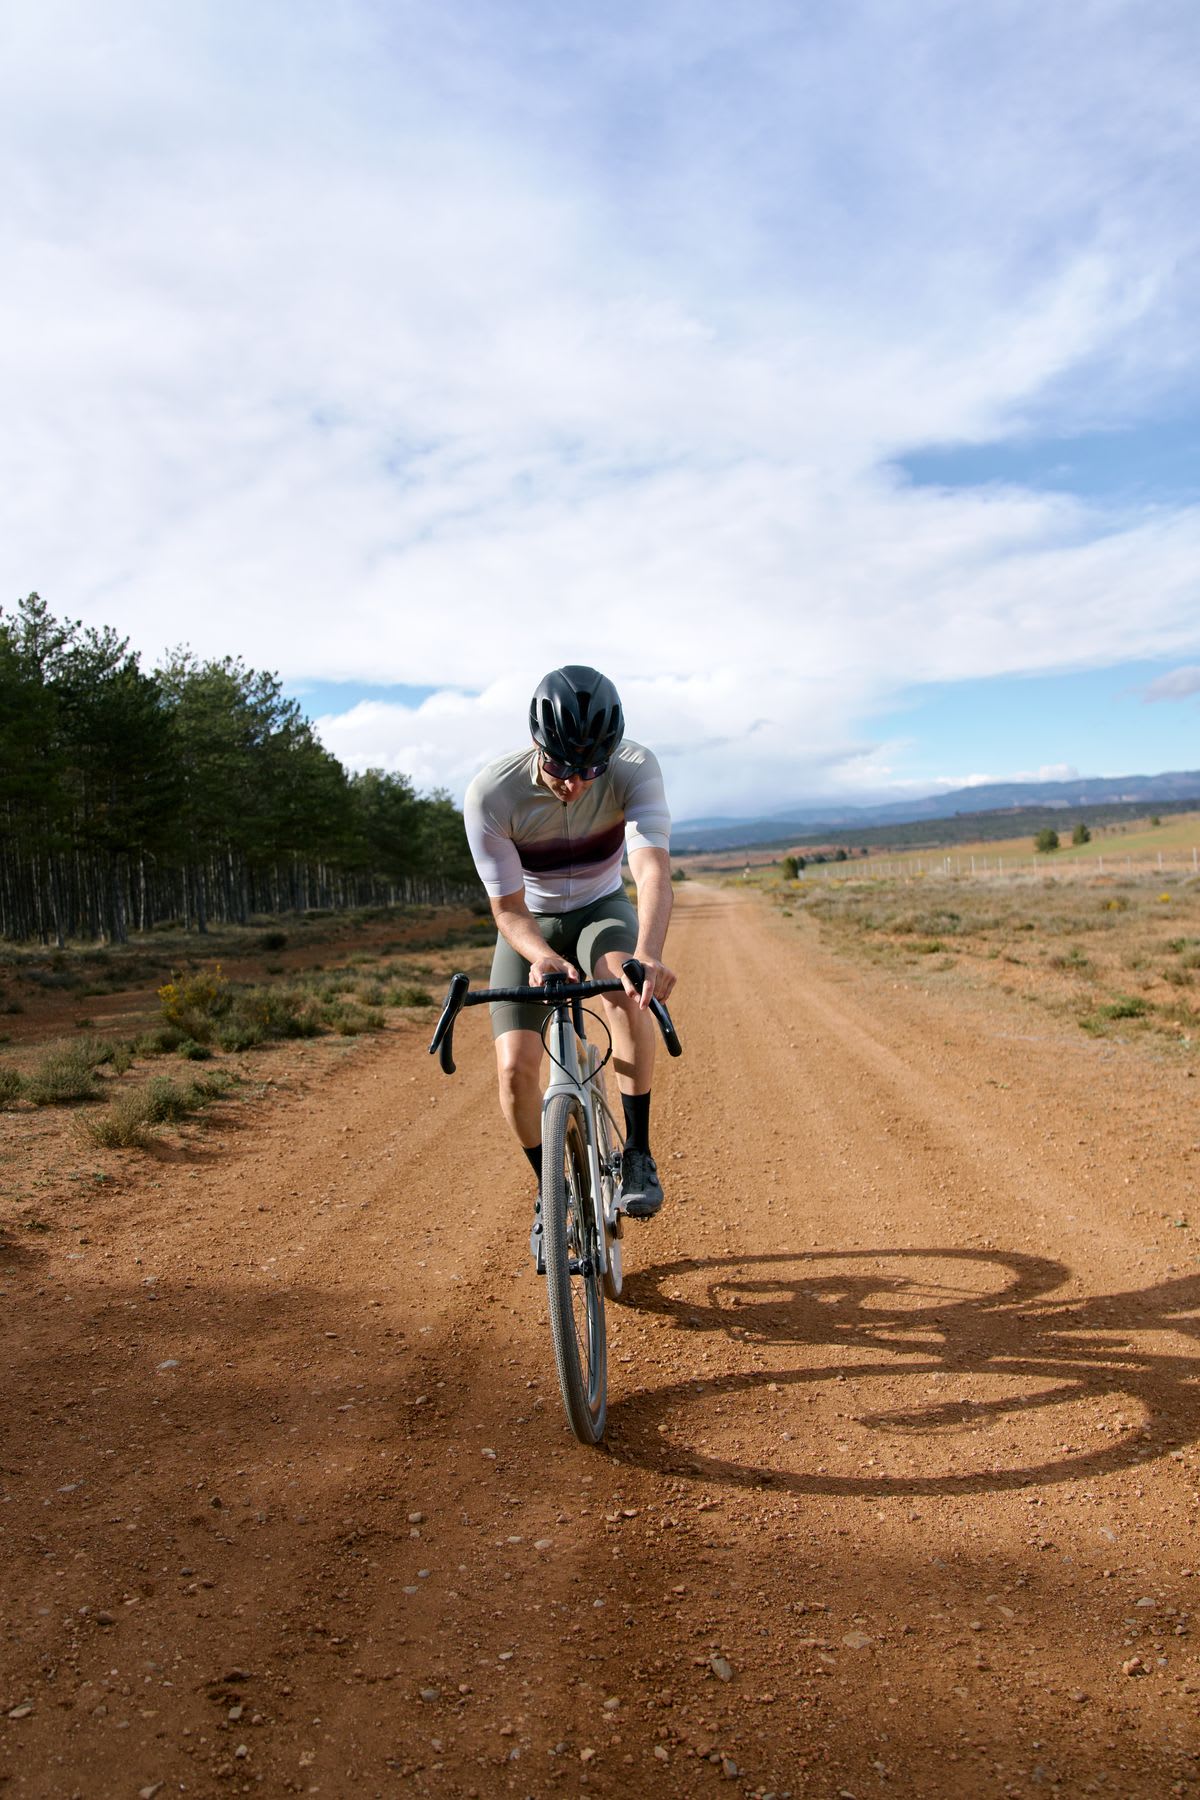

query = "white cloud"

[1144,667,1200,702]
[3,1,1200,816]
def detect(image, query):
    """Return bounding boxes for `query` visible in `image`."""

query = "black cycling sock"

[523,1143,543,1185]
[621,1091,651,1154]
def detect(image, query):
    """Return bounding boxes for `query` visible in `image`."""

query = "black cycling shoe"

[620,1147,663,1219]
[530,1192,545,1274]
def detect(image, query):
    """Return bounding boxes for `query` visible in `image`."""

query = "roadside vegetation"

[0,905,496,1150]
[756,862,1200,1053]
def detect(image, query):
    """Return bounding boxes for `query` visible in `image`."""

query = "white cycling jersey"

[463,740,671,914]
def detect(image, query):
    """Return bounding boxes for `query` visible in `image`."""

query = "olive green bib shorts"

[489,889,640,1038]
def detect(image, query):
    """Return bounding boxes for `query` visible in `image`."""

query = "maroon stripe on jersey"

[518,821,626,875]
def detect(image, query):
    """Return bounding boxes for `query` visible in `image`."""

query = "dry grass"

[763,866,1200,1052]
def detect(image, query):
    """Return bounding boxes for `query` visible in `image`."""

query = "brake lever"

[428,972,470,1074]
[621,958,683,1057]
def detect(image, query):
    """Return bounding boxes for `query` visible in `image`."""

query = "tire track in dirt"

[3,885,1200,1796]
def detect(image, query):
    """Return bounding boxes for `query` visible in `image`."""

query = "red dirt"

[2,883,1199,1798]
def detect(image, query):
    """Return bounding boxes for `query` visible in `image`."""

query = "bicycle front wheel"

[542,1092,607,1444]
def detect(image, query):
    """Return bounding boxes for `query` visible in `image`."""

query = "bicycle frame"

[429,958,681,1286]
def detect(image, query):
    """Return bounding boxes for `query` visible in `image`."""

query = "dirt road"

[3,884,1199,1798]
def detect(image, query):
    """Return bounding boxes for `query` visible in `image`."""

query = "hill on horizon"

[673,769,1200,854]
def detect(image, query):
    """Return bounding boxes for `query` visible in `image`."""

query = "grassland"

[859,810,1200,872]
[751,860,1200,1053]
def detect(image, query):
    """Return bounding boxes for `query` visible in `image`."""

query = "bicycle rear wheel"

[542,1092,607,1444]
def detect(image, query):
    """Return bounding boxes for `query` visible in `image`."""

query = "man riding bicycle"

[463,665,677,1266]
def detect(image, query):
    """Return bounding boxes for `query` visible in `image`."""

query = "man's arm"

[625,845,676,1008]
[491,890,581,985]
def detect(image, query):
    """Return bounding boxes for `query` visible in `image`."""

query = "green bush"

[157,965,230,1042]
[1034,828,1060,853]
[133,1024,186,1056]
[1072,822,1091,846]
[23,1041,107,1106]
[391,984,433,1007]
[230,985,323,1041]
[83,1072,232,1147]
[84,1092,156,1147]
[1099,995,1150,1019]
[1081,994,1152,1034]
[0,1065,23,1107]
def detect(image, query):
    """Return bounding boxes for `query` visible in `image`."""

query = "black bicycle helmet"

[529,665,624,770]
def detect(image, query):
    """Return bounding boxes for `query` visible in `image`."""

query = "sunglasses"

[540,751,610,782]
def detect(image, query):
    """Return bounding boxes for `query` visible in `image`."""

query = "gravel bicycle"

[429,958,682,1444]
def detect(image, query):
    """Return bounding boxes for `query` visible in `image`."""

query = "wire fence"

[798,848,1200,883]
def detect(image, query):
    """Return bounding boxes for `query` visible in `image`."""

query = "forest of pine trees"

[0,594,479,945]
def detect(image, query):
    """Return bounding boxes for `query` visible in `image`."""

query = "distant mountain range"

[673,770,1200,854]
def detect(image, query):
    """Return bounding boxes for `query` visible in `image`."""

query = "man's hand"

[529,952,581,986]
[622,955,676,1009]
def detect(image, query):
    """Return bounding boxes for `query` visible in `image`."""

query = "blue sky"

[3,1,1200,818]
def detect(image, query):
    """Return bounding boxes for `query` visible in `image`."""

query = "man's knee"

[495,1031,542,1090]
[593,949,638,1007]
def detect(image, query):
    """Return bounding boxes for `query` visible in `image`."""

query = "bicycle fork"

[543,1021,614,1282]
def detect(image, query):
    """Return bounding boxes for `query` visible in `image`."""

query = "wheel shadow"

[609,1248,1200,1495]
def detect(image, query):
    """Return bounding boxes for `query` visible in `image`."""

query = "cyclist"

[463,665,676,1266]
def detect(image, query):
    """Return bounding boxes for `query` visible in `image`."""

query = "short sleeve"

[620,747,671,855]
[463,773,525,897]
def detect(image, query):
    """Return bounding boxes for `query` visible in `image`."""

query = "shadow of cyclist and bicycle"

[608,1247,1200,1496]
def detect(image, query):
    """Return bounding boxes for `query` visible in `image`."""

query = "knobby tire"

[542,1092,607,1444]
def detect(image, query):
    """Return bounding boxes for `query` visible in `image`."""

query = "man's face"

[535,749,594,805]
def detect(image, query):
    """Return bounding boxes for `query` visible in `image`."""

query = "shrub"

[157,965,230,1041]
[22,1040,110,1106]
[1072,822,1091,846]
[781,855,800,880]
[231,985,322,1040]
[0,1065,23,1107]
[83,1072,232,1148]
[391,985,433,1007]
[259,930,288,951]
[177,1038,213,1060]
[1098,995,1150,1021]
[84,1089,158,1148]
[133,1024,186,1056]
[1034,828,1060,853]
